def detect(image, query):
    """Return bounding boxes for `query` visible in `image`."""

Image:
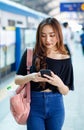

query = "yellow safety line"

[0,82,17,101]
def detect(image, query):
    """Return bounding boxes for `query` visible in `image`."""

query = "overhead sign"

[60,2,84,12]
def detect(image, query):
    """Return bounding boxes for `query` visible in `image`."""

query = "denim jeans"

[27,91,65,130]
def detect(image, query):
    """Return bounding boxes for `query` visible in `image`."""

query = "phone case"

[40,69,51,77]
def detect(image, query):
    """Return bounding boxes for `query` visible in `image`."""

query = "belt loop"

[43,92,46,98]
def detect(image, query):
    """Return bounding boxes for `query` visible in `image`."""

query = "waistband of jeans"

[31,91,61,97]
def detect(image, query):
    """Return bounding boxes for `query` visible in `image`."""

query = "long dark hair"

[33,17,67,71]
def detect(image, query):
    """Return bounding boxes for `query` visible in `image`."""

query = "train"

[0,0,49,78]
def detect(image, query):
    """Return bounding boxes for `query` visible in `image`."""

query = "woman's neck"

[47,49,59,55]
[47,50,61,59]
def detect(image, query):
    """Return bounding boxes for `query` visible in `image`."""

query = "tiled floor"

[0,43,84,130]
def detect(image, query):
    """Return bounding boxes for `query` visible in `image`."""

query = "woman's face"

[41,25,58,50]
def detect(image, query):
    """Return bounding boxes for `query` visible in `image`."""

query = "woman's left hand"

[43,71,64,87]
[44,71,69,95]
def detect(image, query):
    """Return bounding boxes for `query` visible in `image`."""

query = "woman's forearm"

[15,74,33,85]
[57,82,69,95]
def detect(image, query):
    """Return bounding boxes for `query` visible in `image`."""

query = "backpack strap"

[27,49,33,73]
[26,48,33,102]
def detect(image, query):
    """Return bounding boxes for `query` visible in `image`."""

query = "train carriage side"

[0,0,49,79]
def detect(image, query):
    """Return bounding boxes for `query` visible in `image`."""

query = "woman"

[62,22,71,56]
[15,17,74,130]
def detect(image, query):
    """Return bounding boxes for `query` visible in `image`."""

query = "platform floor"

[0,43,84,130]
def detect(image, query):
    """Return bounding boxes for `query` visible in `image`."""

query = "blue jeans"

[27,91,65,130]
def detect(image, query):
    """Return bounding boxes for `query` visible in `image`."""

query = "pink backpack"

[10,49,33,125]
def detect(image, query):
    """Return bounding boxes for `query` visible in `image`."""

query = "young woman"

[15,17,74,130]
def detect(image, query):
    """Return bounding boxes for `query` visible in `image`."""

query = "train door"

[15,27,26,71]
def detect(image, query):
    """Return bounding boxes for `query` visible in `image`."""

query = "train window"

[17,21,23,24]
[8,20,15,26]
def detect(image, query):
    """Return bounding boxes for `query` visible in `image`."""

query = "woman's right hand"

[15,72,47,85]
[31,72,47,82]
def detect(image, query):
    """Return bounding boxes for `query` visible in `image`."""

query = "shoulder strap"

[26,48,33,72]
[26,48,33,102]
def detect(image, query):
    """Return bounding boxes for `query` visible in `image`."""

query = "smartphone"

[40,69,51,77]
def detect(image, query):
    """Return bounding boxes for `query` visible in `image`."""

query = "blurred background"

[0,0,84,130]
